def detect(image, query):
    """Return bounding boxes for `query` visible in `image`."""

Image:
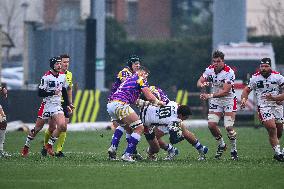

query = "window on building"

[127,1,138,24]
[106,0,115,18]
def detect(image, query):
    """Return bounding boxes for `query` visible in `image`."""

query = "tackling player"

[107,66,165,162]
[107,55,142,160]
[241,58,284,162]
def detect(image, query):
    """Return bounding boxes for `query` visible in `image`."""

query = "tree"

[0,0,22,62]
[171,0,213,38]
[261,1,284,36]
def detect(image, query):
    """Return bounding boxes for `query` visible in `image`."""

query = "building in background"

[247,0,284,36]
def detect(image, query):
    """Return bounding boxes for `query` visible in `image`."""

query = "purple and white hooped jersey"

[39,70,68,105]
[202,64,236,100]
[110,73,149,104]
[248,71,284,108]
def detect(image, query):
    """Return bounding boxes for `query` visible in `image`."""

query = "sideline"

[6,120,208,132]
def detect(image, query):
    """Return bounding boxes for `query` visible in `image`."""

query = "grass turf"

[1,127,284,189]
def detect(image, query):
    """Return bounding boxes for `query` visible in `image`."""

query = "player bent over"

[107,55,142,160]
[21,57,71,157]
[197,50,238,160]
[139,97,208,161]
[241,57,284,162]
[139,86,180,160]
[107,66,165,162]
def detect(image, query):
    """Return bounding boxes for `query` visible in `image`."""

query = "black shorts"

[62,105,70,118]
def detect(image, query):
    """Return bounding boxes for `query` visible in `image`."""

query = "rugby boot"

[108,146,118,160]
[0,150,11,157]
[41,146,47,156]
[164,147,179,160]
[198,146,209,161]
[231,150,239,160]
[21,145,29,157]
[45,144,55,156]
[273,153,284,162]
[121,154,135,162]
[55,151,65,158]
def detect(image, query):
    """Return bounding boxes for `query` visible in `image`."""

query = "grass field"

[1,127,284,189]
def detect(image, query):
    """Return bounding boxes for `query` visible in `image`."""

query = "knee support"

[224,116,235,127]
[129,120,143,129]
[0,114,7,122]
[0,114,7,129]
[227,130,237,140]
[208,114,220,123]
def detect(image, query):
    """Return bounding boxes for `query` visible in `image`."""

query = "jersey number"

[158,106,171,119]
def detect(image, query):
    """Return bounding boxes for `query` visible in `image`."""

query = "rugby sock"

[273,145,282,155]
[24,135,34,147]
[0,129,6,151]
[193,140,204,152]
[124,133,141,156]
[48,136,58,146]
[44,129,52,145]
[230,138,237,152]
[125,133,131,143]
[111,126,124,149]
[164,144,173,152]
[216,136,226,147]
[56,132,66,153]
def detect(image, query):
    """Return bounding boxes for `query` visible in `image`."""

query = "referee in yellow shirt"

[41,54,74,157]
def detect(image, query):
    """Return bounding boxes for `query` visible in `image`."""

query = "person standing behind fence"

[41,54,74,157]
[197,50,238,160]
[0,85,10,157]
[241,57,284,162]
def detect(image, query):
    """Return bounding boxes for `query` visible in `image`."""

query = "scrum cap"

[127,55,140,69]
[260,57,271,66]
[49,56,61,71]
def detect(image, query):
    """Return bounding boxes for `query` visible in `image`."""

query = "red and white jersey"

[202,64,236,100]
[248,71,284,107]
[39,70,68,105]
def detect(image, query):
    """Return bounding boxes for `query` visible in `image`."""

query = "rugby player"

[197,50,238,160]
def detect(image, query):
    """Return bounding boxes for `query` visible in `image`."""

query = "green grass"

[1,127,284,189]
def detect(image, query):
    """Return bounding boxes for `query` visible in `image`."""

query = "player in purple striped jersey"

[107,56,142,160]
[107,66,165,162]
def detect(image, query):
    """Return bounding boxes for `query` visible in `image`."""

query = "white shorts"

[37,102,64,119]
[257,105,284,123]
[107,101,135,121]
[156,125,169,134]
[209,98,237,113]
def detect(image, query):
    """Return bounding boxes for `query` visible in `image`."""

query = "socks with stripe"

[124,133,141,156]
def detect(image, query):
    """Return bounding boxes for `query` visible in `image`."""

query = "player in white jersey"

[241,58,284,162]
[21,57,71,157]
[0,84,10,157]
[197,50,238,160]
[140,100,208,161]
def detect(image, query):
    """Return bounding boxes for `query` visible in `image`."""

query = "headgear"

[260,57,271,66]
